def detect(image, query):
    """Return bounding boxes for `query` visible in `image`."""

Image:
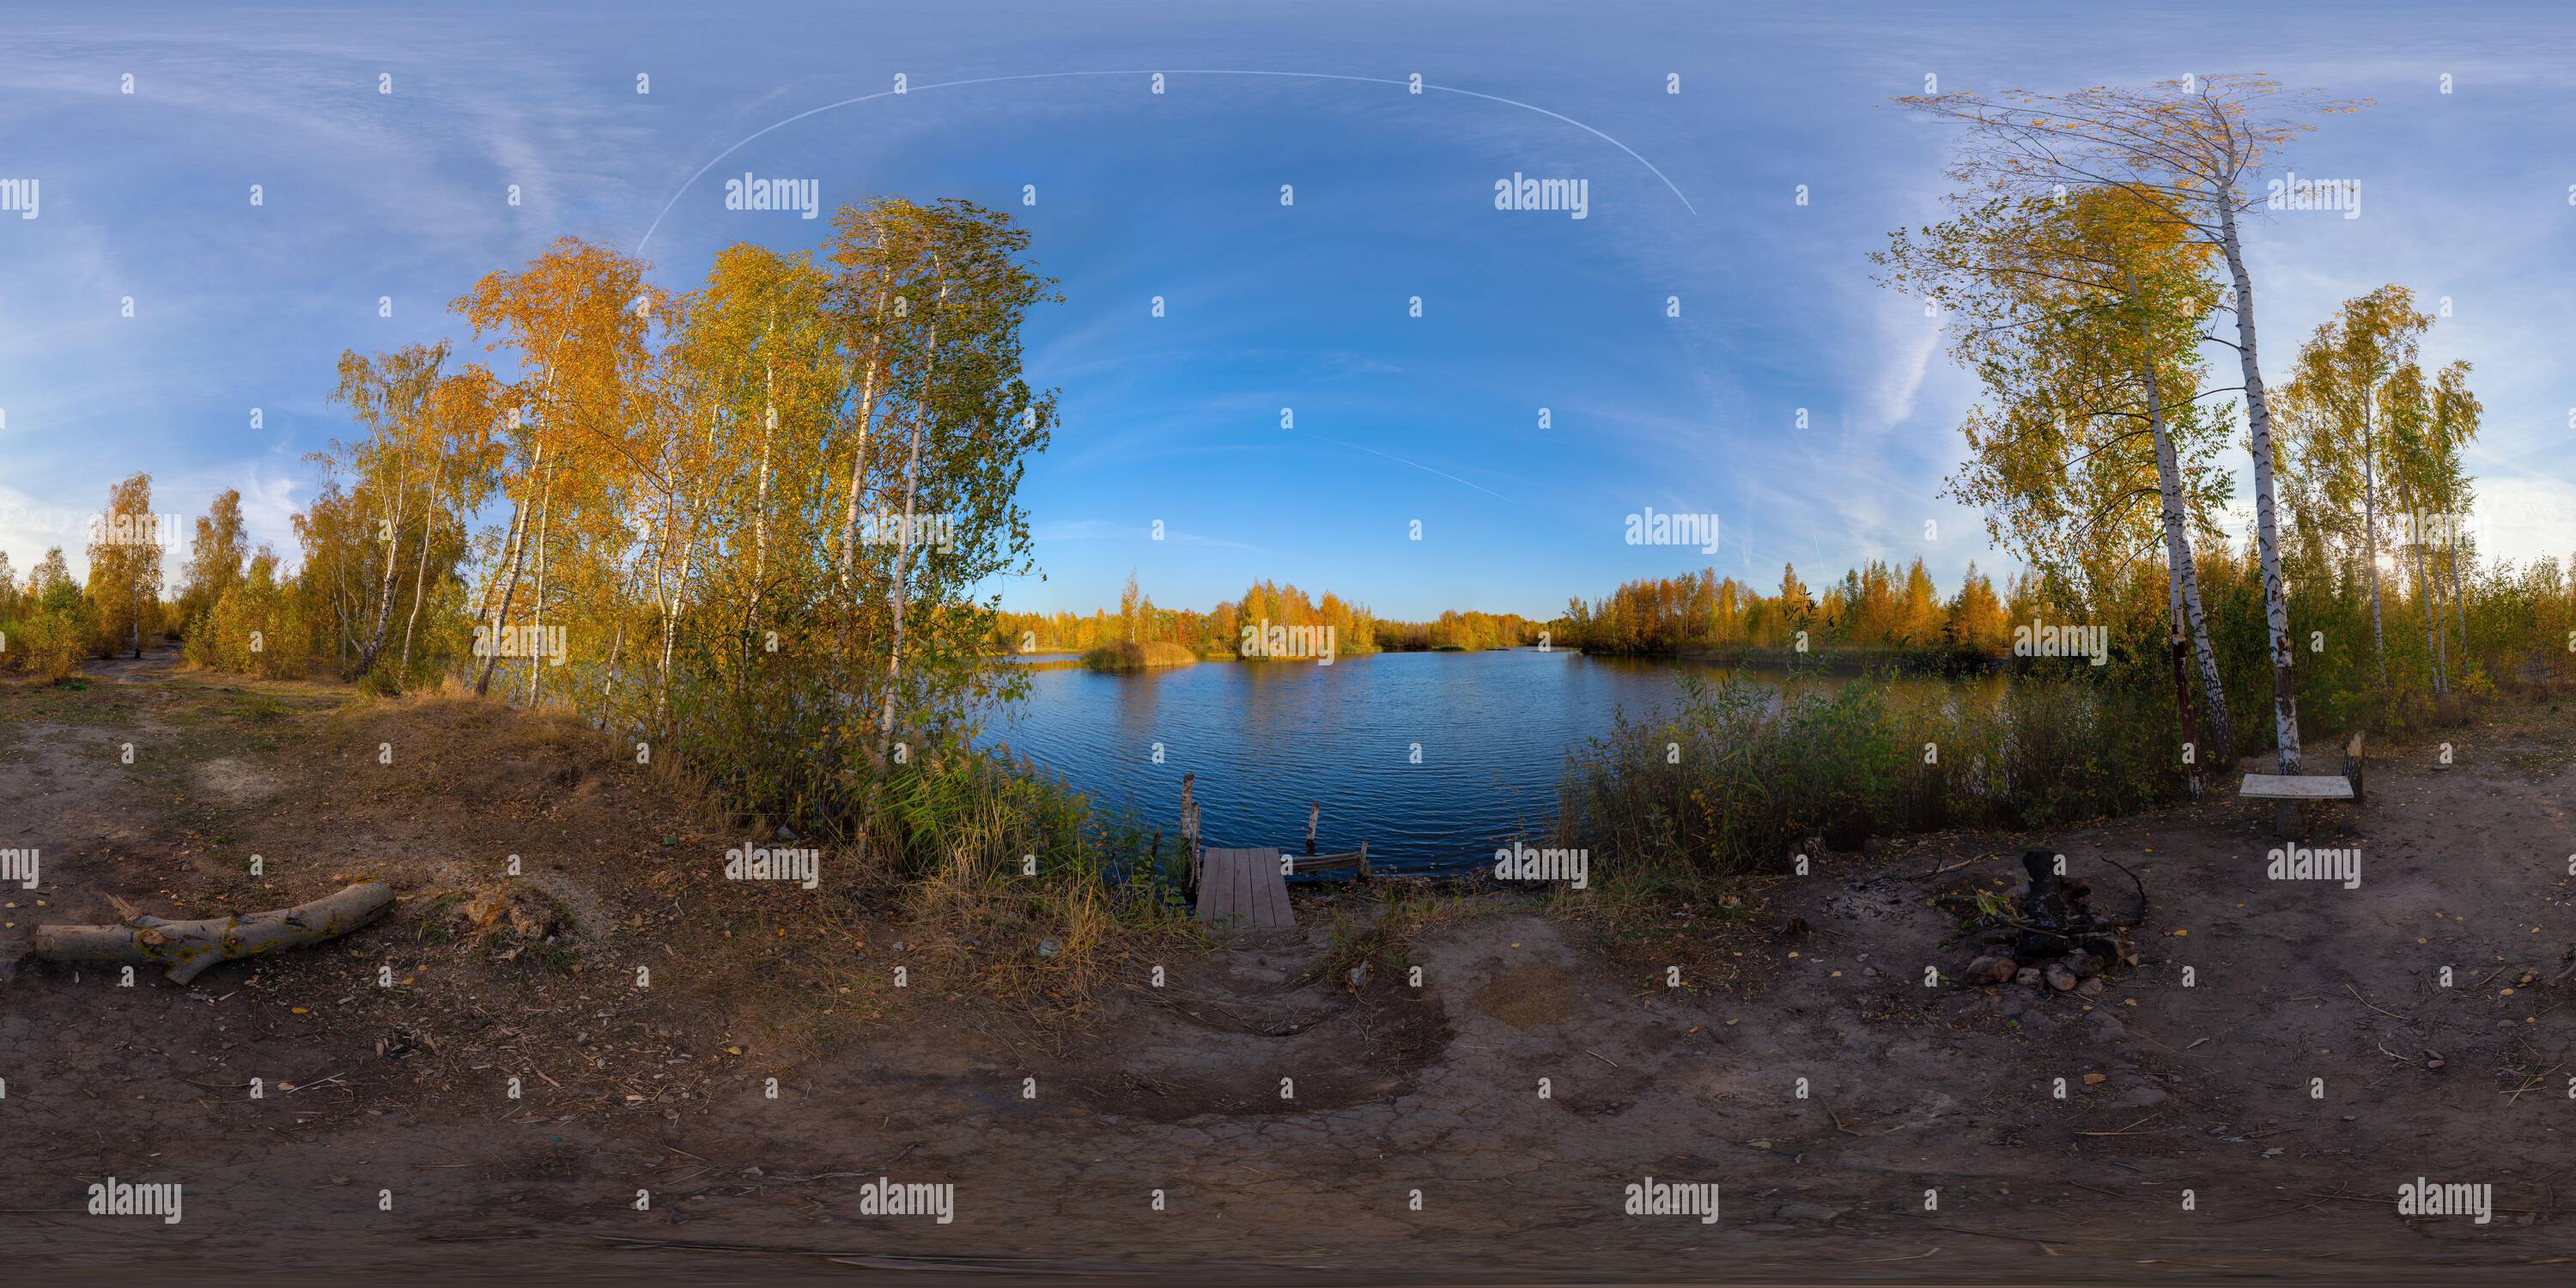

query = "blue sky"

[3,1,2571,620]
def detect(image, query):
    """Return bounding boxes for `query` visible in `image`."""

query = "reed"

[1080,640,1200,671]
[1554,671,2181,898]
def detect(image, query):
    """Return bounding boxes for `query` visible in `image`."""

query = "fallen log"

[32,882,394,985]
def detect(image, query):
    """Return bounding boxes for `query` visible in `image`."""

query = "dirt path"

[3,656,2573,1283]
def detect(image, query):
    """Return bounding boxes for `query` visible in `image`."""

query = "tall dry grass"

[875,750,1199,1005]
[1555,671,2181,902]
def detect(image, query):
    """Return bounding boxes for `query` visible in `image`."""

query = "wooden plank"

[1195,848,1245,928]
[1189,860,1217,926]
[2239,774,2355,800]
[1231,849,1258,928]
[1233,849,1258,928]
[1230,849,1255,930]
[1293,848,1365,873]
[1195,848,1260,931]
[1247,847,1278,930]
[1197,846,1296,932]
[1254,848,1291,929]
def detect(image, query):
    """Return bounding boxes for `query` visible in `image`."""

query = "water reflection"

[980,649,1992,876]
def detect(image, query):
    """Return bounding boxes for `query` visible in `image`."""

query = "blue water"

[978,649,1755,875]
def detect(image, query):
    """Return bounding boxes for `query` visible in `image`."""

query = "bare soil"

[3,649,2573,1284]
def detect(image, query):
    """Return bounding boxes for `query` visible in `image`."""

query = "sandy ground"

[3,649,2573,1285]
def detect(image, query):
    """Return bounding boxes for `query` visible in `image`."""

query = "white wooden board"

[2239,774,2355,801]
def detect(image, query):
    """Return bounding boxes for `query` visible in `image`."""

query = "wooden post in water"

[1306,801,1320,855]
[1180,773,1200,890]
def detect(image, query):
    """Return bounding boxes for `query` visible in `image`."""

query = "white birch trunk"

[2143,361,2232,757]
[2362,387,2386,679]
[476,433,544,696]
[877,264,947,764]
[2217,195,2302,772]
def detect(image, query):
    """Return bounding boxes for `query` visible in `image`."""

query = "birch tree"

[453,238,665,697]
[2385,360,2481,696]
[85,472,162,658]
[1880,187,2235,759]
[2275,286,2431,680]
[1900,75,2368,769]
[2278,292,2481,700]
[177,489,249,633]
[822,199,1057,773]
[400,366,502,677]
[328,341,451,679]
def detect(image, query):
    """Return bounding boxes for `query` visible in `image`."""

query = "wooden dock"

[1195,847,1292,933]
[1178,775,1371,935]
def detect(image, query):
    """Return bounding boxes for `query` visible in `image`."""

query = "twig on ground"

[1926,1223,2060,1253]
[2345,982,2411,1023]
[1844,1246,1939,1262]
[2073,1111,2166,1137]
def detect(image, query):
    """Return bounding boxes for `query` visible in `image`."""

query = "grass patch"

[881,752,1202,1010]
[1557,670,2183,902]
[1321,883,1503,985]
[415,890,465,945]
[1080,640,1200,671]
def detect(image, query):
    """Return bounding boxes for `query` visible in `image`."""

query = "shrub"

[196,572,313,679]
[1080,640,1198,671]
[3,610,88,682]
[1556,670,2184,899]
[871,747,1192,1003]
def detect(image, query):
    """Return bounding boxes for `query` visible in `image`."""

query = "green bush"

[194,569,312,680]
[3,610,88,682]
[1080,640,1198,670]
[1556,671,2182,897]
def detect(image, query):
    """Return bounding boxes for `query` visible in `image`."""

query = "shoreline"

[6,651,2570,1280]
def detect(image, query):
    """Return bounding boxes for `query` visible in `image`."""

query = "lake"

[978,649,1980,877]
